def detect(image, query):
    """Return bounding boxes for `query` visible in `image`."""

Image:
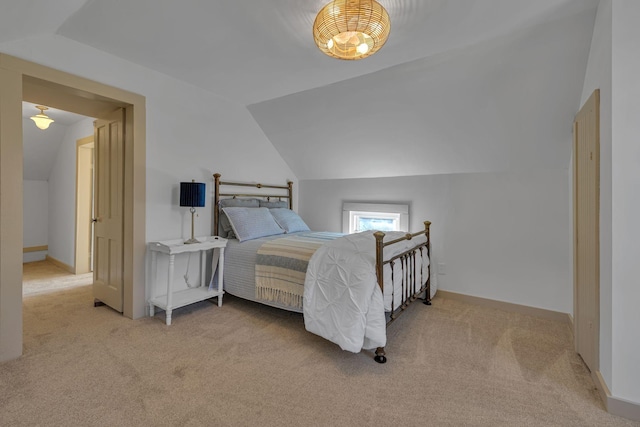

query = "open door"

[573,89,600,372]
[93,108,125,312]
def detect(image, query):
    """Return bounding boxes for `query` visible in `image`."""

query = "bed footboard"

[373,221,431,363]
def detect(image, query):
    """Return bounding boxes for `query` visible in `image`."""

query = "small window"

[342,202,409,234]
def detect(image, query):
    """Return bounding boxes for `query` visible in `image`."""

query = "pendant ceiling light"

[30,106,54,130]
[313,0,391,60]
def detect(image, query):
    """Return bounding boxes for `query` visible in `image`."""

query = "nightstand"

[148,236,227,325]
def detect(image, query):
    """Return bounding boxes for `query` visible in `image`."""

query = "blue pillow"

[222,207,285,242]
[218,198,260,237]
[269,208,310,233]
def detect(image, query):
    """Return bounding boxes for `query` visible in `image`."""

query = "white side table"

[148,236,227,325]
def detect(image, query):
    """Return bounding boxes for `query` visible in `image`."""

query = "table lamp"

[180,180,206,244]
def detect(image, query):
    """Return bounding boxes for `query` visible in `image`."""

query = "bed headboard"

[213,173,293,236]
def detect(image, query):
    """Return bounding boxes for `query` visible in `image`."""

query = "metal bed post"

[213,173,221,236]
[373,231,387,364]
[423,221,432,305]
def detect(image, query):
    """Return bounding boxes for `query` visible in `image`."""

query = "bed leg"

[423,279,432,305]
[374,347,387,364]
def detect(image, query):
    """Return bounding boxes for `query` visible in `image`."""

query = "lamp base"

[184,207,200,244]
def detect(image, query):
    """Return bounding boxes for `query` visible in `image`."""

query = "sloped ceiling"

[21,102,91,180]
[1,0,599,180]
[249,7,597,179]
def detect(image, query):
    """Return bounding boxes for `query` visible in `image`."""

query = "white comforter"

[303,231,428,353]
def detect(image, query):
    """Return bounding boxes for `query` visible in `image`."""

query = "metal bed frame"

[213,173,431,363]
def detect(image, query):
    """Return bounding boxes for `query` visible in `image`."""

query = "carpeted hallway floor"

[22,260,92,296]
[3,275,639,426]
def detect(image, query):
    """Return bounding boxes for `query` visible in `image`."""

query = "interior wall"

[47,118,94,267]
[0,35,296,338]
[22,117,66,180]
[610,0,640,405]
[144,80,299,244]
[0,35,296,243]
[22,180,48,263]
[580,0,640,410]
[580,0,613,393]
[300,174,450,293]
[300,168,573,314]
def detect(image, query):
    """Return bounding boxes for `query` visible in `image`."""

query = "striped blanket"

[255,232,343,309]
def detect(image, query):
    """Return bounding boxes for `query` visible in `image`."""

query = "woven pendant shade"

[313,0,390,60]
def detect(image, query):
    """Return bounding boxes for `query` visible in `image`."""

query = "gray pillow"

[259,200,288,208]
[218,198,260,237]
[222,207,285,242]
[219,198,260,208]
[269,208,310,233]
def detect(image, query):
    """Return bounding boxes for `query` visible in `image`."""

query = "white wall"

[0,35,297,296]
[144,80,299,243]
[144,81,302,291]
[610,0,640,406]
[580,0,613,396]
[300,174,450,295]
[300,168,573,314]
[580,0,640,409]
[22,180,48,263]
[47,118,94,267]
[22,117,66,181]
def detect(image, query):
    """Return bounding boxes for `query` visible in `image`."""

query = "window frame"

[342,202,409,234]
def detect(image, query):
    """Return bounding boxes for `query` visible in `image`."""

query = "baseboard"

[608,396,640,422]
[592,370,640,422]
[436,290,572,324]
[23,245,48,253]
[45,255,74,274]
[593,370,612,408]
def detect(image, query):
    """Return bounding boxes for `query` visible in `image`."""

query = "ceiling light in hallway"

[30,106,54,130]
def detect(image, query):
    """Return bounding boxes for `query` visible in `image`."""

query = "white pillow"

[269,208,310,233]
[221,207,285,242]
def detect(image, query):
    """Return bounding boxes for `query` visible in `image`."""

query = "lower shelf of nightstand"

[149,287,224,311]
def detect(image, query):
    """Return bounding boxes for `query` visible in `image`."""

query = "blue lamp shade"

[180,182,206,208]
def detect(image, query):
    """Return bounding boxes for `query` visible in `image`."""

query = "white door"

[573,89,599,372]
[93,108,125,312]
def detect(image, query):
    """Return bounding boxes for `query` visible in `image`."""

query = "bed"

[213,173,432,363]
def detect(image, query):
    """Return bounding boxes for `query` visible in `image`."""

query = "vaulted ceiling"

[1,0,600,180]
[21,102,90,180]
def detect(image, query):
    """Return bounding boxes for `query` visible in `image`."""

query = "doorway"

[22,108,96,296]
[76,136,95,275]
[0,53,146,362]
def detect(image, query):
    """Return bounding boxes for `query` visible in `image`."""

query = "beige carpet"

[22,260,92,297]
[2,285,639,426]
